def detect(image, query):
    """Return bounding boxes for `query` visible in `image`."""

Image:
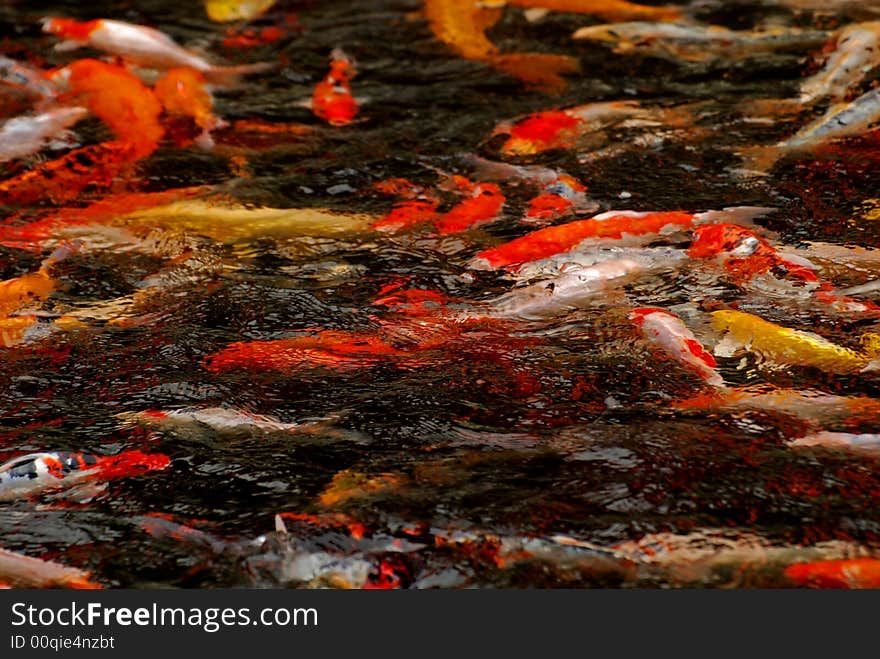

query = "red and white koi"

[41,17,271,84]
[0,106,87,162]
[470,206,773,271]
[689,223,880,316]
[523,174,596,225]
[311,48,358,127]
[629,307,723,387]
[0,450,170,501]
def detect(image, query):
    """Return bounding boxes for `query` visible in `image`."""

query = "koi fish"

[630,307,723,386]
[41,18,273,85]
[470,206,773,270]
[710,309,880,374]
[203,329,413,373]
[204,0,276,22]
[0,139,142,207]
[48,59,164,155]
[672,386,880,431]
[312,49,358,127]
[476,259,644,321]
[523,174,596,225]
[799,22,880,105]
[0,547,101,589]
[513,245,689,281]
[422,0,580,93]
[0,450,170,501]
[434,177,505,234]
[492,101,664,156]
[154,67,226,149]
[0,56,58,100]
[489,0,681,21]
[572,22,830,63]
[739,87,880,173]
[369,178,440,232]
[0,243,75,318]
[689,224,880,316]
[117,407,366,443]
[0,106,87,162]
[785,558,880,588]
[788,431,880,455]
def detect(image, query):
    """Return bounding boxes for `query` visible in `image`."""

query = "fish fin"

[275,514,289,534]
[203,61,277,87]
[39,240,79,271]
[292,98,313,109]
[694,205,776,227]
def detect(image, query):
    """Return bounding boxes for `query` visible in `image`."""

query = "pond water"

[2,0,880,588]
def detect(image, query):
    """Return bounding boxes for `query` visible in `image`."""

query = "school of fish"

[1,0,880,589]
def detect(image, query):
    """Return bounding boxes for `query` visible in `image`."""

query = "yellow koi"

[711,309,880,373]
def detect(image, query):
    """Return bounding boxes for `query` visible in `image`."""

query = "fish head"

[628,307,670,326]
[571,25,623,44]
[689,224,759,258]
[40,17,95,41]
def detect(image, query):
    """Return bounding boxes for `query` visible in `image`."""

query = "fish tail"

[488,53,580,95]
[203,61,277,86]
[694,205,776,227]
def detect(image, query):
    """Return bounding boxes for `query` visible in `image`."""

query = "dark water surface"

[2,0,880,588]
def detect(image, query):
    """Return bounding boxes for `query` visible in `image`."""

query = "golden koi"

[493,0,680,21]
[422,0,580,93]
[710,309,880,373]
[204,0,276,22]
[154,67,226,149]
[0,243,75,318]
[573,22,830,63]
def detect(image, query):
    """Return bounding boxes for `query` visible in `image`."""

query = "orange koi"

[42,17,273,84]
[0,139,142,207]
[500,0,681,21]
[154,67,226,149]
[785,558,880,588]
[0,243,75,318]
[524,174,592,225]
[422,0,579,93]
[0,547,101,589]
[435,179,504,234]
[203,329,413,373]
[48,59,163,155]
[471,207,772,270]
[318,469,404,507]
[370,178,441,232]
[312,49,358,127]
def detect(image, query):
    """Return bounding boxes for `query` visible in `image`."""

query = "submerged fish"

[154,67,226,149]
[492,101,693,156]
[41,17,272,84]
[690,224,880,316]
[0,450,170,501]
[785,558,880,588]
[204,0,276,22]
[476,259,644,320]
[486,0,680,21]
[435,177,505,234]
[312,49,358,127]
[739,87,880,173]
[799,22,880,104]
[573,21,829,62]
[0,106,87,163]
[118,407,365,443]
[630,307,723,387]
[470,206,772,270]
[523,174,596,225]
[789,431,880,455]
[0,243,75,318]
[710,309,880,374]
[0,547,101,589]
[422,0,580,93]
[0,56,58,100]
